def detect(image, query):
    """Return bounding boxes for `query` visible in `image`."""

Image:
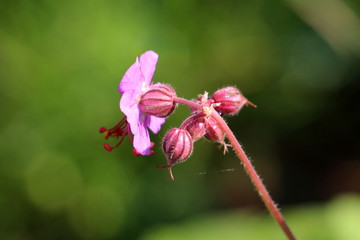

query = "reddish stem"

[174,97,296,240]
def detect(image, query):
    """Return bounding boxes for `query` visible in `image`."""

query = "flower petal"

[119,57,144,94]
[146,115,166,134]
[133,122,151,155]
[120,90,140,135]
[120,91,152,155]
[139,51,158,86]
[117,50,161,156]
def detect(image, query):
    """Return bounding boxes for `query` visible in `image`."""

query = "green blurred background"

[1,0,360,239]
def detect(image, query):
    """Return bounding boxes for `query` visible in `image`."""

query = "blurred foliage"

[142,194,360,240]
[0,0,359,239]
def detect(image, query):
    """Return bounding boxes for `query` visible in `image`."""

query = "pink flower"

[118,51,166,155]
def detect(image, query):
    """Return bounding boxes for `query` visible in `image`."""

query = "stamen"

[112,132,127,149]
[99,127,107,133]
[100,116,131,152]
[99,117,157,157]
[104,143,113,151]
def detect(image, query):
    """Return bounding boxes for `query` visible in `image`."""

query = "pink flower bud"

[204,115,225,143]
[180,113,206,141]
[139,84,177,117]
[162,128,193,166]
[212,87,248,115]
[204,115,230,154]
[185,117,206,141]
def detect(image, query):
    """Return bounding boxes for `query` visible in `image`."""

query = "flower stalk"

[173,97,296,240]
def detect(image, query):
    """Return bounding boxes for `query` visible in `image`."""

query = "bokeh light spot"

[68,186,124,239]
[24,153,83,212]
[326,195,360,240]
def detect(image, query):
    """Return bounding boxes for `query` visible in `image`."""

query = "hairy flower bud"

[180,113,206,141]
[139,84,177,117]
[204,115,225,143]
[204,115,230,154]
[212,87,248,115]
[162,128,193,166]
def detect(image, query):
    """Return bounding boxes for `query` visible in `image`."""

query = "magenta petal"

[120,90,140,134]
[119,57,144,94]
[117,50,164,156]
[146,115,166,134]
[119,90,138,114]
[133,123,151,155]
[139,51,158,86]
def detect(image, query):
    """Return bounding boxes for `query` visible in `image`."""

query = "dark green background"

[1,0,360,239]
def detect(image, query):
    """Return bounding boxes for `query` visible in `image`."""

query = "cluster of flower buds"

[154,86,255,180]
[100,65,255,179]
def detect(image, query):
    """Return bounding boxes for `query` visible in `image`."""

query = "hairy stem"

[174,97,296,240]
